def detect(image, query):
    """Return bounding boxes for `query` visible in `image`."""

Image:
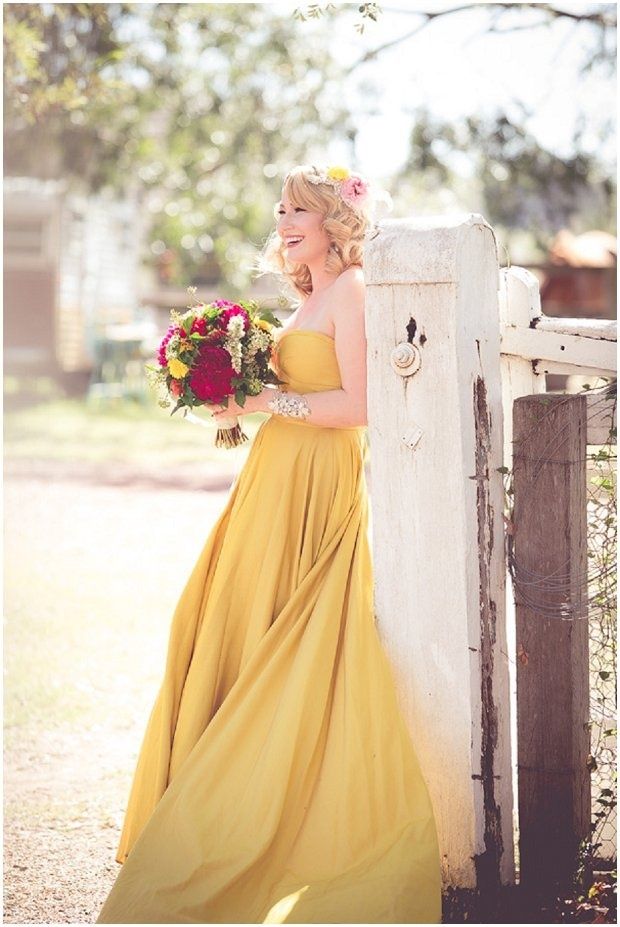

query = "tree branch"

[335,2,616,75]
[379,2,615,27]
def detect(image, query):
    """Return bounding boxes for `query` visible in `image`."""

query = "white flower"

[246,327,271,358]
[165,334,181,360]
[227,316,245,339]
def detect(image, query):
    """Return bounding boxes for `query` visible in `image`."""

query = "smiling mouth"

[285,239,304,249]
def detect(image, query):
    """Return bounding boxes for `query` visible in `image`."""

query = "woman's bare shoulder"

[333,264,365,296]
[331,266,365,338]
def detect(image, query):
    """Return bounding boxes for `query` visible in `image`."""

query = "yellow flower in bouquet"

[169,358,189,378]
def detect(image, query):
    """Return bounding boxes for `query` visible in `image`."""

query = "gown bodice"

[273,329,342,392]
[270,329,366,434]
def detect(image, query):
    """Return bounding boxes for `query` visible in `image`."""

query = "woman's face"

[276,191,331,265]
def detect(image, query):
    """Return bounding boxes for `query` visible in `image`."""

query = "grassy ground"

[4,374,266,469]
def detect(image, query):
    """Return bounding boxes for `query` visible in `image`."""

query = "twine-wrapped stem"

[214,415,249,449]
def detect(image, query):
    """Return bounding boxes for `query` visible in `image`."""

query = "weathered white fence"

[364,215,617,898]
[365,215,514,894]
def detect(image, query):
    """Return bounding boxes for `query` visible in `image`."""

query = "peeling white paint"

[365,216,515,891]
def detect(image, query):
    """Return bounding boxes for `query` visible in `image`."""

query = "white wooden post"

[364,214,515,893]
[499,267,548,466]
[498,266,548,851]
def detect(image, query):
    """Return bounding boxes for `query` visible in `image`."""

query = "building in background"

[3,177,289,397]
[537,229,617,320]
[4,177,146,388]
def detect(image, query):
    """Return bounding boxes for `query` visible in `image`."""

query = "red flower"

[170,379,183,398]
[191,317,208,335]
[189,344,235,403]
[218,305,250,332]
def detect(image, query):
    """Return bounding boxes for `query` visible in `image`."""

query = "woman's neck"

[305,261,340,296]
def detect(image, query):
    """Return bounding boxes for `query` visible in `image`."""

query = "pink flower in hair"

[340,174,370,211]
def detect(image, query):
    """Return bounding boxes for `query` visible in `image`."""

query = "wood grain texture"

[512,393,591,897]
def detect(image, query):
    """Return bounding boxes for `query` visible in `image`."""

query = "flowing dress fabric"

[96,330,442,924]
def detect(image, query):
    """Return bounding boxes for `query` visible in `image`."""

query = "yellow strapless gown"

[96,330,442,924]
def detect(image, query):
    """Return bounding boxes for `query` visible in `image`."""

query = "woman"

[96,164,442,924]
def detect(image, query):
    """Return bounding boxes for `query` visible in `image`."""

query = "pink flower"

[218,305,250,332]
[340,174,370,211]
[158,324,182,366]
[170,379,184,398]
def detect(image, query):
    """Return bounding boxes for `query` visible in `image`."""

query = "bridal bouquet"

[145,287,285,448]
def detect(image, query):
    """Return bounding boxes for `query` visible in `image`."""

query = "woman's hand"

[211,392,263,421]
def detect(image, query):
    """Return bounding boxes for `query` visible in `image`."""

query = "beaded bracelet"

[267,389,311,419]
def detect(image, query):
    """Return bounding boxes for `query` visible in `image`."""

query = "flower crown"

[306,164,368,212]
[305,164,392,218]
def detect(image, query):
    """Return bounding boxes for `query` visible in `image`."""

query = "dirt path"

[4,465,234,924]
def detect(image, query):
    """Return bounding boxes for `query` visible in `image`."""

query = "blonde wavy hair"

[252,164,373,305]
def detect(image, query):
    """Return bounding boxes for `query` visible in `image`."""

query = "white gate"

[364,215,617,893]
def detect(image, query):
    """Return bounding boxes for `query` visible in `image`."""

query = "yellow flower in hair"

[327,165,350,181]
[169,357,189,378]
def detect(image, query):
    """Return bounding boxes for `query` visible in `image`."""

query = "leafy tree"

[5,2,615,288]
[4,3,361,289]
[4,3,134,188]
[391,107,616,258]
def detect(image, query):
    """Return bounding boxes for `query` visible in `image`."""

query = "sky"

[292,0,617,182]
